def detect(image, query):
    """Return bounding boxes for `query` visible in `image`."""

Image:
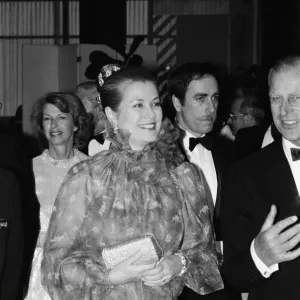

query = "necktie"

[189,135,214,152]
[291,148,300,161]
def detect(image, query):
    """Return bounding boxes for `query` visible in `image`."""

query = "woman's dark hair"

[31,92,92,150]
[100,66,157,112]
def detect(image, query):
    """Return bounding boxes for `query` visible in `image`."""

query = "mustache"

[198,114,216,121]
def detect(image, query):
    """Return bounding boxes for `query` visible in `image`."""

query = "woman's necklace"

[48,149,76,166]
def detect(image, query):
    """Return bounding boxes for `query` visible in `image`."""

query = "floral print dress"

[41,119,223,300]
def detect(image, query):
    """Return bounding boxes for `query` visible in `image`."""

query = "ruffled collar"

[41,148,82,168]
[104,118,184,168]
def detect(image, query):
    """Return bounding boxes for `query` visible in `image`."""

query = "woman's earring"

[113,123,118,133]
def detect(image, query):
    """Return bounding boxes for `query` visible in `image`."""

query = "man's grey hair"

[268,55,300,86]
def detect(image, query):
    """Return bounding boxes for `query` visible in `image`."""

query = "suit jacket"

[175,125,241,300]
[0,165,23,300]
[221,139,300,300]
[233,125,267,162]
[0,134,40,297]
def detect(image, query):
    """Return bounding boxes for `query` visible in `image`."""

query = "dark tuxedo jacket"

[175,125,241,300]
[221,139,300,300]
[0,165,23,300]
[0,134,40,298]
[233,125,267,162]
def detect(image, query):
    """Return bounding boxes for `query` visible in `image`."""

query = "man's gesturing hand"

[254,205,300,267]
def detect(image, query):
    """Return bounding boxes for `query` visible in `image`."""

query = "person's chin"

[143,133,158,144]
[282,131,300,142]
[49,136,62,143]
[202,120,214,130]
[201,125,213,134]
[146,134,158,142]
[49,137,67,146]
[279,126,300,141]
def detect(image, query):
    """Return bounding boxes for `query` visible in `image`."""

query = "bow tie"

[94,133,105,145]
[291,148,300,161]
[189,136,214,151]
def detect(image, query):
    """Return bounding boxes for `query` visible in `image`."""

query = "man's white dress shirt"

[179,126,218,205]
[88,139,111,156]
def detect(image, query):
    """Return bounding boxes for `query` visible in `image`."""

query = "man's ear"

[172,95,182,112]
[81,97,94,113]
[104,106,118,128]
[244,113,254,126]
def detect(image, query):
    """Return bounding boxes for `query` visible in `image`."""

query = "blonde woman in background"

[25,92,90,299]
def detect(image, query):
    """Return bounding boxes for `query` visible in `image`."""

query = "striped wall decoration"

[153,0,228,15]
[152,14,177,103]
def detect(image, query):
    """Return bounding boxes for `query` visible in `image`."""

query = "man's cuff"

[250,239,279,278]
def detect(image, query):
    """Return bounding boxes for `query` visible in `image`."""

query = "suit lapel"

[211,149,220,207]
[262,142,300,221]
[211,144,226,240]
[211,140,228,221]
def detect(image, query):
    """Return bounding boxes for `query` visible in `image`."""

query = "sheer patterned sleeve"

[41,163,113,300]
[172,163,223,295]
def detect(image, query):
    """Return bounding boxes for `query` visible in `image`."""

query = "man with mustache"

[167,62,240,300]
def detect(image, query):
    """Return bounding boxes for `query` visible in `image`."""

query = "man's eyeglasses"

[229,113,247,118]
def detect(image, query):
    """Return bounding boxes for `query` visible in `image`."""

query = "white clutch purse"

[102,233,163,270]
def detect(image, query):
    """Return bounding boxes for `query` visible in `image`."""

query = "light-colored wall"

[22,45,77,134]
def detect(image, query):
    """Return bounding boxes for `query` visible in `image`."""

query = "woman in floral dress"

[25,92,90,299]
[41,67,223,299]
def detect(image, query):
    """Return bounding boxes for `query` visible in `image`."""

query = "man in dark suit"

[0,134,27,300]
[221,55,300,300]
[0,164,23,300]
[223,93,268,161]
[167,62,240,300]
[0,131,40,299]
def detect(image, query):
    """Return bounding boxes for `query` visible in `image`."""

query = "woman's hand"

[108,250,157,285]
[141,255,183,287]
